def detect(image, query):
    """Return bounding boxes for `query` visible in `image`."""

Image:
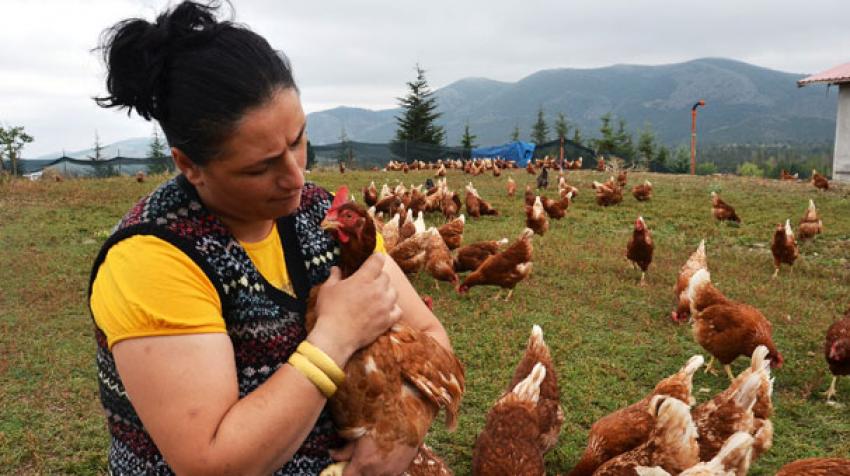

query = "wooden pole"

[690,100,705,175]
[690,109,697,175]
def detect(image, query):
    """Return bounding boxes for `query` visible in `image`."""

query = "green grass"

[1,169,849,474]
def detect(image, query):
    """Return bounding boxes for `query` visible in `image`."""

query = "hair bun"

[95,1,226,121]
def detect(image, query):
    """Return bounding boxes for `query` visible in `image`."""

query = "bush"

[737,161,764,177]
[695,162,717,175]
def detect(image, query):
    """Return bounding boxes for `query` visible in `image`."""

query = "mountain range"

[305,57,837,147]
[27,57,838,162]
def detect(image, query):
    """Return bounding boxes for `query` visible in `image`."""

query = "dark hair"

[95,1,297,165]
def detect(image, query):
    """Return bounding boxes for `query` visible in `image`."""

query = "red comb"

[330,186,349,210]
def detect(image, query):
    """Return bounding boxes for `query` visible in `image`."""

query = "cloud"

[2,0,848,156]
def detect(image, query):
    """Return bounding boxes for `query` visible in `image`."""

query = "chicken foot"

[704,356,718,375]
[824,376,838,403]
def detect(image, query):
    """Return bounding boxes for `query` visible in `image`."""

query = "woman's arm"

[114,334,331,476]
[113,254,401,476]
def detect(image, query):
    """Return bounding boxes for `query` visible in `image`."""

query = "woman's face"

[190,87,308,222]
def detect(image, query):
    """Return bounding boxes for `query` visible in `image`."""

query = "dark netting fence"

[19,156,174,178]
[532,138,598,166]
[20,138,598,177]
[312,141,468,168]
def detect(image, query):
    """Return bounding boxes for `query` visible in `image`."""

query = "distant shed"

[798,62,850,182]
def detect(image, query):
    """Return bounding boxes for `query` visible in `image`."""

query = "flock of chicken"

[313,157,847,476]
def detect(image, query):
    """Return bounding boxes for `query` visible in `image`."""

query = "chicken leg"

[639,272,647,286]
[824,376,838,403]
[771,267,780,279]
[704,356,717,375]
[724,365,735,381]
[504,289,514,301]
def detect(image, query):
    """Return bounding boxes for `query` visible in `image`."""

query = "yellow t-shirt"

[91,222,385,350]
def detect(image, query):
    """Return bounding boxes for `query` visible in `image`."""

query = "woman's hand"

[330,436,419,476]
[311,254,402,363]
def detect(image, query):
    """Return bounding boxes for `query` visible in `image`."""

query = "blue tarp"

[472,141,536,167]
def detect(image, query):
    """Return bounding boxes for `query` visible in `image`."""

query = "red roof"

[798,62,850,87]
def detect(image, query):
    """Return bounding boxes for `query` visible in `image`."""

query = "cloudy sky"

[2,0,849,157]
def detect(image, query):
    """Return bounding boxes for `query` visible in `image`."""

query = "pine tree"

[147,126,171,174]
[510,124,521,142]
[637,123,656,169]
[594,113,616,156]
[554,113,569,142]
[337,127,355,168]
[88,131,114,177]
[394,64,445,146]
[554,113,569,163]
[613,118,635,162]
[651,145,670,172]
[88,131,105,161]
[461,122,477,159]
[306,140,316,170]
[0,125,34,175]
[572,127,583,146]
[530,107,549,145]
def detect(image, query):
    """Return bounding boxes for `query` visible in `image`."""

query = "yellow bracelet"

[297,341,346,387]
[288,352,337,398]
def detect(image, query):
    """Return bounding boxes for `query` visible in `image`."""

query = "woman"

[89,2,452,474]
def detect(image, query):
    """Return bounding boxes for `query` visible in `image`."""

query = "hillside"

[305,57,837,147]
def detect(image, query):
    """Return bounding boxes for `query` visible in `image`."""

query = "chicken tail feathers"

[511,362,546,404]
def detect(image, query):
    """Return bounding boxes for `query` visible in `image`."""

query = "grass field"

[1,168,849,475]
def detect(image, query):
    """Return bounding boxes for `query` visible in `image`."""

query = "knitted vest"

[89,175,342,475]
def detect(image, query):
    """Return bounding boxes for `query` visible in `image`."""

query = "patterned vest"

[89,175,342,475]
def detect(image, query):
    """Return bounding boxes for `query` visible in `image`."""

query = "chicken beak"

[320,214,339,232]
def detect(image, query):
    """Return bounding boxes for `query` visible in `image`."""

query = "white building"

[798,62,850,183]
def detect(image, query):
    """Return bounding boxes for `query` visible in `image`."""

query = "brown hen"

[457,228,533,300]
[692,371,763,464]
[710,192,740,223]
[507,177,516,197]
[453,239,508,273]
[824,308,850,402]
[798,199,823,241]
[635,432,755,476]
[704,346,775,461]
[525,196,549,236]
[776,458,850,475]
[593,396,700,476]
[626,216,654,286]
[471,363,547,476]
[770,219,799,278]
[812,169,830,190]
[438,215,465,250]
[507,325,563,453]
[425,228,459,289]
[306,188,465,472]
[686,269,784,380]
[632,180,653,201]
[593,180,623,206]
[363,181,378,207]
[671,240,708,324]
[568,355,704,476]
